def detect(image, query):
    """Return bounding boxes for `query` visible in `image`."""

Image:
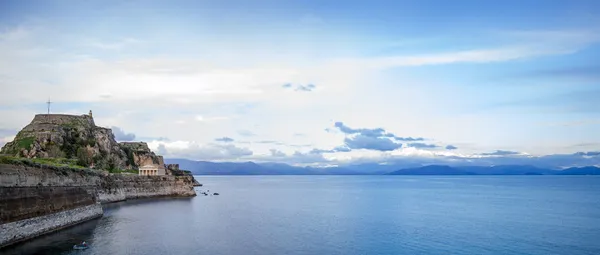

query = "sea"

[2,176,600,255]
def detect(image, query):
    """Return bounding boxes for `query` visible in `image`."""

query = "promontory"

[0,111,198,248]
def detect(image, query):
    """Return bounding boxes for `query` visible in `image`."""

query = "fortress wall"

[0,204,103,248]
[0,163,196,248]
[28,114,95,127]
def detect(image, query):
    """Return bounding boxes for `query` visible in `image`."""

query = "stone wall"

[0,204,103,248]
[0,164,103,187]
[28,114,95,127]
[0,163,196,247]
[0,163,197,204]
[98,174,196,203]
[0,186,98,223]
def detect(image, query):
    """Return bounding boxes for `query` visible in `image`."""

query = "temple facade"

[139,165,166,176]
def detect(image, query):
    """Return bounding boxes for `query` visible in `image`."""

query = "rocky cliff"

[119,142,165,170]
[0,112,198,248]
[0,113,164,171]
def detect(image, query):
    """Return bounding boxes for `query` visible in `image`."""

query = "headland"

[0,112,197,248]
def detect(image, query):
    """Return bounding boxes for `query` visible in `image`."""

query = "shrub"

[16,136,35,150]
[107,168,138,174]
[46,145,65,158]
[76,147,93,167]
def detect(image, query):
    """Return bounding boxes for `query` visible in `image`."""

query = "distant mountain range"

[165,158,600,175]
[387,165,554,175]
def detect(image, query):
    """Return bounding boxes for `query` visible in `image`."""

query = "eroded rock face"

[118,142,165,170]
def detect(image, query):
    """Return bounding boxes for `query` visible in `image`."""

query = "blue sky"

[1,0,599,167]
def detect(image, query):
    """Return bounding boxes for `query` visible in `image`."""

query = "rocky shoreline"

[0,162,197,248]
[0,112,201,248]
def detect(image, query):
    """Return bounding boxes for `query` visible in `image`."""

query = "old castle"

[0,111,184,176]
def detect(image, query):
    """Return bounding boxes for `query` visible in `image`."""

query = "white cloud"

[111,126,136,141]
[4,26,596,107]
[0,135,16,148]
[88,38,141,50]
[147,140,253,160]
[1,24,599,164]
[195,115,230,122]
[269,149,286,157]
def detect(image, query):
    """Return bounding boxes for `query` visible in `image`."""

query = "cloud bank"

[111,126,136,142]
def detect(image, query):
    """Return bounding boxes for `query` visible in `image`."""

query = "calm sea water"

[2,176,600,255]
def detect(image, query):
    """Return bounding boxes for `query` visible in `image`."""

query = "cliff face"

[0,114,164,170]
[119,142,165,170]
[98,174,196,203]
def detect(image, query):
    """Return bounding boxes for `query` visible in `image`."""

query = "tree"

[76,147,93,167]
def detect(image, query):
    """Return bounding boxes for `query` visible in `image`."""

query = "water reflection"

[2,177,599,255]
[0,218,100,255]
[0,197,194,255]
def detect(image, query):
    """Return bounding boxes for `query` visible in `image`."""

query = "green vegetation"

[90,153,121,171]
[76,147,93,167]
[59,119,86,129]
[152,156,160,165]
[122,146,136,166]
[0,155,138,175]
[60,127,79,158]
[29,157,86,169]
[107,168,139,174]
[0,155,92,174]
[46,144,65,158]
[15,136,35,150]
[60,127,97,158]
[1,132,36,154]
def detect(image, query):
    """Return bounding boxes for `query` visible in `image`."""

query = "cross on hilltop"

[46,99,52,114]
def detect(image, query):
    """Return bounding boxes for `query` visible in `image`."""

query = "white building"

[138,165,166,176]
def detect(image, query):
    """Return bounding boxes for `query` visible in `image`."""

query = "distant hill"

[556,166,600,175]
[458,165,557,175]
[166,158,382,175]
[388,165,592,175]
[166,158,600,175]
[388,165,475,175]
[167,159,311,175]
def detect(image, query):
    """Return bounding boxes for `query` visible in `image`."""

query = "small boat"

[73,244,89,250]
[213,193,219,196]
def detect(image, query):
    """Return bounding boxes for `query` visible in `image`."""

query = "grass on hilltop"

[107,168,139,174]
[0,155,85,169]
[0,155,139,175]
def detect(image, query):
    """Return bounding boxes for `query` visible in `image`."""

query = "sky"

[1,0,599,168]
